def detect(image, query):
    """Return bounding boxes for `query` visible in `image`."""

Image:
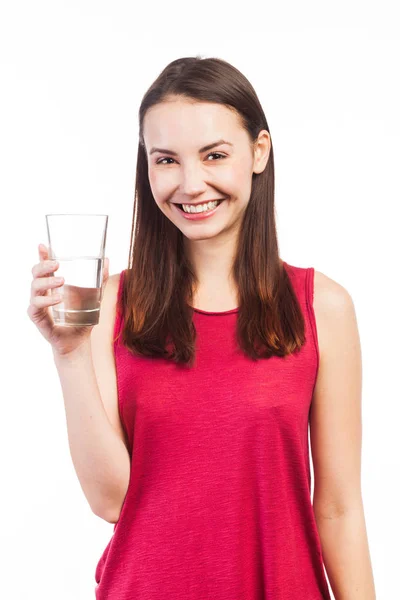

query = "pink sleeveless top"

[94,262,332,599]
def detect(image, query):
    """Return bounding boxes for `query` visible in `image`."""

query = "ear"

[253,130,271,175]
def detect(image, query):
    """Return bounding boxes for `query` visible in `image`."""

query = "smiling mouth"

[174,198,226,212]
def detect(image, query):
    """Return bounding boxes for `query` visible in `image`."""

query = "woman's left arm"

[310,270,376,600]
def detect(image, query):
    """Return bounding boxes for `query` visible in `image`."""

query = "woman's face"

[143,97,270,242]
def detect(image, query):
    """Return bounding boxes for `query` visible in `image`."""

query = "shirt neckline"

[191,306,239,316]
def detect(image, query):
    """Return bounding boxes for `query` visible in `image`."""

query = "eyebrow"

[149,139,233,156]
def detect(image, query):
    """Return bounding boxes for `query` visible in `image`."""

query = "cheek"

[147,172,165,205]
[148,169,175,202]
[222,163,251,196]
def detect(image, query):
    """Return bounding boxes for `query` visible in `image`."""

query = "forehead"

[143,99,243,148]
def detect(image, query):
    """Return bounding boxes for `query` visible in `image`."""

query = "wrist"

[52,337,92,365]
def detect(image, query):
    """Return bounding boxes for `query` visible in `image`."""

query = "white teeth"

[182,200,220,213]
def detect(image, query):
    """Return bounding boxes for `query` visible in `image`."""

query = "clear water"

[51,256,104,326]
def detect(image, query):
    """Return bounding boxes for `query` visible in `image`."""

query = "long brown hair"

[118,56,305,368]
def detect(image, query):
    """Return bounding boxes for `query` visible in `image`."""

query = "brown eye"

[156,157,175,165]
[206,152,226,160]
[156,152,226,165]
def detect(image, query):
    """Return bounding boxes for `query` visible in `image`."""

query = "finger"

[30,293,63,309]
[38,243,49,261]
[38,243,59,271]
[32,259,60,279]
[33,244,57,279]
[32,275,64,295]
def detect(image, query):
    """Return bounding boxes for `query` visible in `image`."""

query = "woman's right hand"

[27,243,109,357]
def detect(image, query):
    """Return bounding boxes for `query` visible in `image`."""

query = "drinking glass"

[45,214,108,326]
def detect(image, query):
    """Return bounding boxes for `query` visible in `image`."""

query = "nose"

[180,162,208,198]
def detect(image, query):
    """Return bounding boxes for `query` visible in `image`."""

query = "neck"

[184,233,238,308]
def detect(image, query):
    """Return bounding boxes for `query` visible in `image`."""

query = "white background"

[1,1,398,598]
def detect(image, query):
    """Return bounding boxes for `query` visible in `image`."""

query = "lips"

[177,199,225,214]
[173,197,226,207]
[172,198,225,220]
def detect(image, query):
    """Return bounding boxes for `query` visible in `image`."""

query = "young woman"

[28,57,375,599]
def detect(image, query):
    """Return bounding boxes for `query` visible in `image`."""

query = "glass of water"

[45,214,108,327]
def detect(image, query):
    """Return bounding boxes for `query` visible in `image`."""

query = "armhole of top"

[305,267,320,379]
[113,269,126,347]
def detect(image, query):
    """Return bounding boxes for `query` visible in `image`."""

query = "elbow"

[92,504,121,524]
[90,486,128,524]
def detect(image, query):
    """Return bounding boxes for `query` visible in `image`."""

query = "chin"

[181,226,227,241]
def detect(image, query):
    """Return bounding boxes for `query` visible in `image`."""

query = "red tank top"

[94,262,332,599]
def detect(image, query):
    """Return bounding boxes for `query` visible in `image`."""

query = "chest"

[115,318,317,449]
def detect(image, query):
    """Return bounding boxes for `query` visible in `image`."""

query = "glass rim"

[45,213,108,218]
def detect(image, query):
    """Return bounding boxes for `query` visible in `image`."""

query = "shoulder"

[313,269,358,355]
[90,273,123,366]
[283,261,352,311]
[313,269,354,316]
[102,272,122,307]
[107,272,122,292]
[94,273,122,336]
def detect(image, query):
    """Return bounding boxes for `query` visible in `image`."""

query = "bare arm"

[53,274,130,523]
[311,270,376,599]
